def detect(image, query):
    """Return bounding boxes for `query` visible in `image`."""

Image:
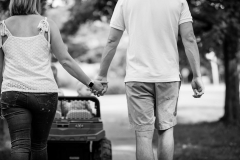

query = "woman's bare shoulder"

[47,18,60,35]
[4,15,47,35]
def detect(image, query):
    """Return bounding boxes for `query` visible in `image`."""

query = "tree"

[187,0,240,125]
[61,0,117,36]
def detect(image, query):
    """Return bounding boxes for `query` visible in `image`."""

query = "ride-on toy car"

[47,96,112,160]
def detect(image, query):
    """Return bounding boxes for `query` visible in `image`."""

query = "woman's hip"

[1,91,58,118]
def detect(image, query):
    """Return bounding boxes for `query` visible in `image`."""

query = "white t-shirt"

[110,0,193,82]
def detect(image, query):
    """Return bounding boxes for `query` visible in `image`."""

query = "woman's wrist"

[87,80,94,89]
[81,77,91,87]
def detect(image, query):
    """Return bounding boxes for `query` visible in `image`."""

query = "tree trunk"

[221,24,240,126]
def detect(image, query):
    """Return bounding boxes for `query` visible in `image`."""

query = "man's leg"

[155,82,180,160]
[125,82,156,160]
[157,127,174,160]
[136,130,155,160]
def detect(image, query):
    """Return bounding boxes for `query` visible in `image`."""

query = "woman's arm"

[48,19,103,92]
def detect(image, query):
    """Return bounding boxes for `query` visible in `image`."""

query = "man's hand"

[91,80,104,96]
[95,75,108,96]
[191,77,204,98]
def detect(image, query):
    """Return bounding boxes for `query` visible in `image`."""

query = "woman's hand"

[91,80,104,96]
[95,76,108,96]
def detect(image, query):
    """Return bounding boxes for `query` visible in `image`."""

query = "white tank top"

[0,17,58,93]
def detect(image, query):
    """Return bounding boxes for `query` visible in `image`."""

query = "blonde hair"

[9,0,41,16]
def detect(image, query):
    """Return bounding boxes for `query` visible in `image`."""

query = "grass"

[1,122,239,160]
[153,122,240,160]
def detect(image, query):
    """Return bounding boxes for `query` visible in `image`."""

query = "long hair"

[9,0,41,16]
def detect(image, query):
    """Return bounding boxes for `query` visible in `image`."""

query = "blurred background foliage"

[0,0,240,124]
[0,2,240,159]
[0,1,240,159]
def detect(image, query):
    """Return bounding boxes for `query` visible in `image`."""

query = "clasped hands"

[90,76,108,97]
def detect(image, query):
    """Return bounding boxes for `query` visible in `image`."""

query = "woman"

[0,0,104,159]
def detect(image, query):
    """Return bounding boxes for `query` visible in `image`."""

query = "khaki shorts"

[125,81,180,131]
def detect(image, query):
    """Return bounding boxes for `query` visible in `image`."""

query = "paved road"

[98,84,225,160]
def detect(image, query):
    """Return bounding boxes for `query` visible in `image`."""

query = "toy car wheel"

[92,138,112,160]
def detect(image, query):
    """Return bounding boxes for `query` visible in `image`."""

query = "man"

[96,0,204,159]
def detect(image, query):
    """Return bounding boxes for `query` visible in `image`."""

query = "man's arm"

[97,27,124,94]
[180,22,204,98]
[99,27,124,77]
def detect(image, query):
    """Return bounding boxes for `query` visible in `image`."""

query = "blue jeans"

[0,91,58,160]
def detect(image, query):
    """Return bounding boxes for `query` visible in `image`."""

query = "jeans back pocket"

[34,93,58,113]
[0,91,20,119]
[1,91,20,108]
